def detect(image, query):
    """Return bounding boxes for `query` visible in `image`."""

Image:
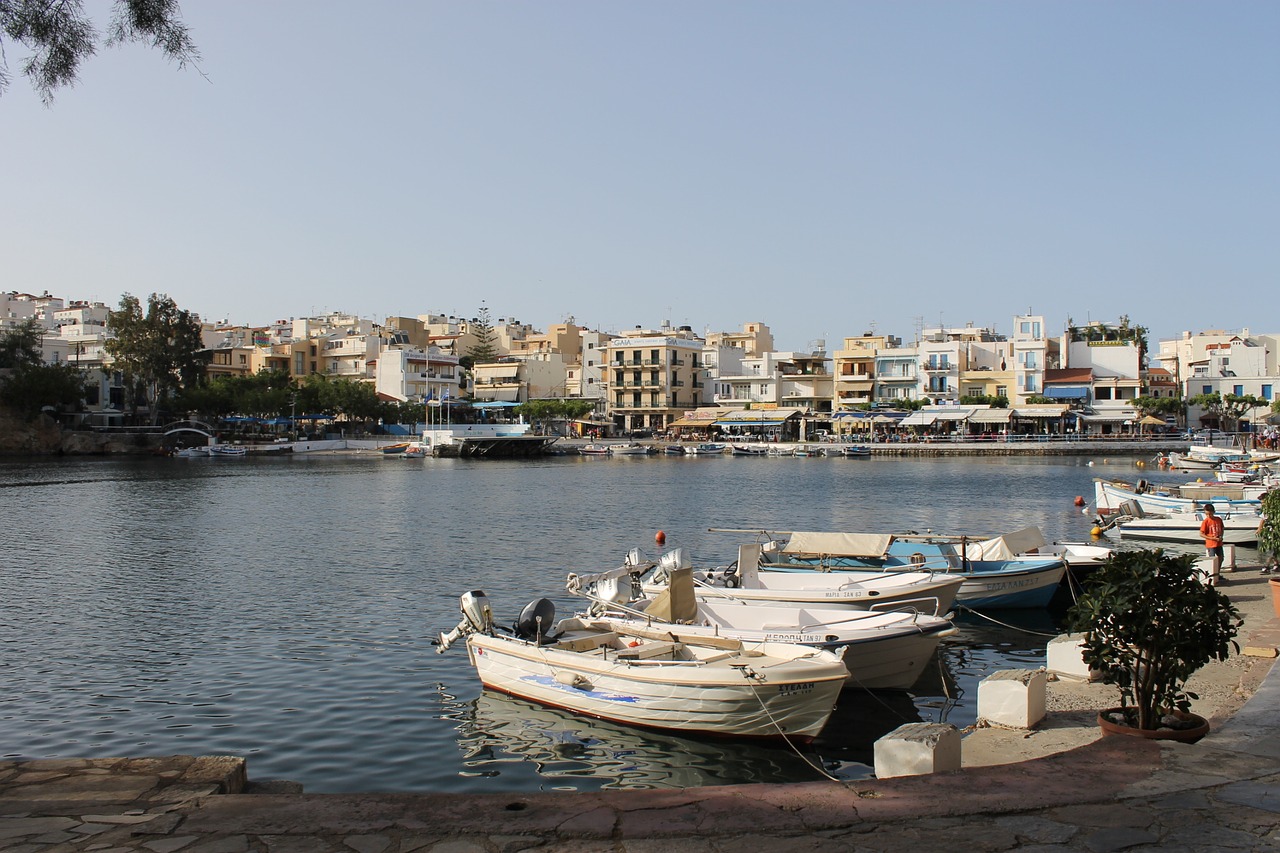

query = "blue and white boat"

[716,527,1066,610]
[685,443,726,455]
[1094,478,1263,516]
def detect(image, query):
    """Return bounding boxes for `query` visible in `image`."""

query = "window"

[996,386,1007,397]
[1263,385,1273,400]
[1234,385,1244,396]
[1096,388,1112,400]
[1202,385,1212,395]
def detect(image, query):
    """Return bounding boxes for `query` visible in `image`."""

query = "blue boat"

[716,527,1066,610]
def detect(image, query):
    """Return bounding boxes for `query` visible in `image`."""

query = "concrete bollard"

[873,722,961,778]
[1046,633,1100,682]
[978,668,1047,729]
[1225,543,1237,571]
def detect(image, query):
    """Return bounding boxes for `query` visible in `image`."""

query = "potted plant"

[1259,490,1280,616]
[1065,548,1241,741]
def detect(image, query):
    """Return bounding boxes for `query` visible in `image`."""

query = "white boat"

[685,443,726,455]
[1094,478,1263,516]
[730,444,769,456]
[1100,504,1259,545]
[791,444,821,457]
[436,591,848,742]
[720,528,1067,610]
[1168,451,1252,470]
[838,445,872,458]
[207,445,247,457]
[402,442,426,458]
[173,446,209,457]
[568,557,956,690]
[608,443,652,456]
[578,444,611,456]
[635,547,962,615]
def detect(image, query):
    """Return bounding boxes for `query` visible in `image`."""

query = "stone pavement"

[5,617,1280,851]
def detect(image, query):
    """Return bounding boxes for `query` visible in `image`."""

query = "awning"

[717,417,785,426]
[471,401,521,409]
[477,364,520,378]
[1044,386,1090,399]
[783,532,894,558]
[1014,406,1071,418]
[899,412,937,426]
[933,410,972,421]
[1079,410,1138,423]
[969,408,1013,424]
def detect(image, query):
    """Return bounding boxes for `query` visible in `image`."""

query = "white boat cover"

[962,527,1048,560]
[782,532,894,557]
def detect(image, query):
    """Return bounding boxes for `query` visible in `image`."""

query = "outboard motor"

[512,597,560,644]
[436,590,493,653]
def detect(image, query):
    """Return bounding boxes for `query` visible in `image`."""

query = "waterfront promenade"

[5,568,1279,852]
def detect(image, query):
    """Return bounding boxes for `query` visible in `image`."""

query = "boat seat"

[555,632,618,653]
[615,640,683,660]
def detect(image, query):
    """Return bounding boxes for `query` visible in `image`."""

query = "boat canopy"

[782,532,894,558]
[961,527,1048,560]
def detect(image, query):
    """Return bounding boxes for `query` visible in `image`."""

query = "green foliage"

[177,370,294,420]
[1024,395,1053,404]
[1,0,199,104]
[1066,549,1241,730]
[1133,396,1183,418]
[294,374,381,422]
[1188,392,1267,430]
[958,394,1008,408]
[1259,491,1280,565]
[465,306,500,365]
[514,399,598,424]
[0,319,46,369]
[0,361,88,419]
[106,293,208,423]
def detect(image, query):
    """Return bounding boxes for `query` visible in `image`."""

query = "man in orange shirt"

[1200,503,1226,585]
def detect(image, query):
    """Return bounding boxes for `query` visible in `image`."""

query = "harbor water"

[0,450,1245,792]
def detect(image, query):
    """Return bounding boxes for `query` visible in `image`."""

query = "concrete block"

[1046,633,1100,682]
[978,668,1047,729]
[873,722,961,779]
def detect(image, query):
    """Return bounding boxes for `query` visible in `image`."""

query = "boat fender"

[554,671,591,690]
[910,553,926,566]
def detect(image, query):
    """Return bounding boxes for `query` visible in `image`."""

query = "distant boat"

[730,444,769,456]
[838,445,872,458]
[380,442,411,455]
[578,444,611,456]
[608,443,652,456]
[685,443,726,455]
[207,445,247,458]
[662,445,686,455]
[402,442,426,458]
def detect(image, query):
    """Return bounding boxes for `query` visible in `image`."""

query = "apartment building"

[604,325,705,433]
[832,334,898,410]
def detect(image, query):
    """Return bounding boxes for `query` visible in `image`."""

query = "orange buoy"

[1074,496,1085,507]
[655,530,666,546]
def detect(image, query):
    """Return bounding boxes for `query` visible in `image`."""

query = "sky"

[3,1,1277,351]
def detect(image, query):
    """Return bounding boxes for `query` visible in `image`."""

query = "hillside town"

[2,290,1277,443]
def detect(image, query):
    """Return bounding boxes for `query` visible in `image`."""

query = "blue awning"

[1044,386,1089,399]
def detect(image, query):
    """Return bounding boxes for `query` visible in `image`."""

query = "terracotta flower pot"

[1097,708,1209,743]
[1270,578,1280,619]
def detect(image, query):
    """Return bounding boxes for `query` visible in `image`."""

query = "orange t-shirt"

[1201,515,1225,548]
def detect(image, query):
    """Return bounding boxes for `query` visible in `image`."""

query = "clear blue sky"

[3,2,1276,350]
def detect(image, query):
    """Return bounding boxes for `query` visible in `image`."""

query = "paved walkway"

[5,625,1280,852]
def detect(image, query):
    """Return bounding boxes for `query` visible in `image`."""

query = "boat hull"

[1108,518,1258,545]
[643,572,962,615]
[466,634,845,741]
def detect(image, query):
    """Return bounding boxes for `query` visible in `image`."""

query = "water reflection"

[449,689,830,791]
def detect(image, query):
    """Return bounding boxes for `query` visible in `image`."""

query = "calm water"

[0,450,1231,792]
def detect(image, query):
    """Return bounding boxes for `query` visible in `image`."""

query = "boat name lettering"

[778,682,816,695]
